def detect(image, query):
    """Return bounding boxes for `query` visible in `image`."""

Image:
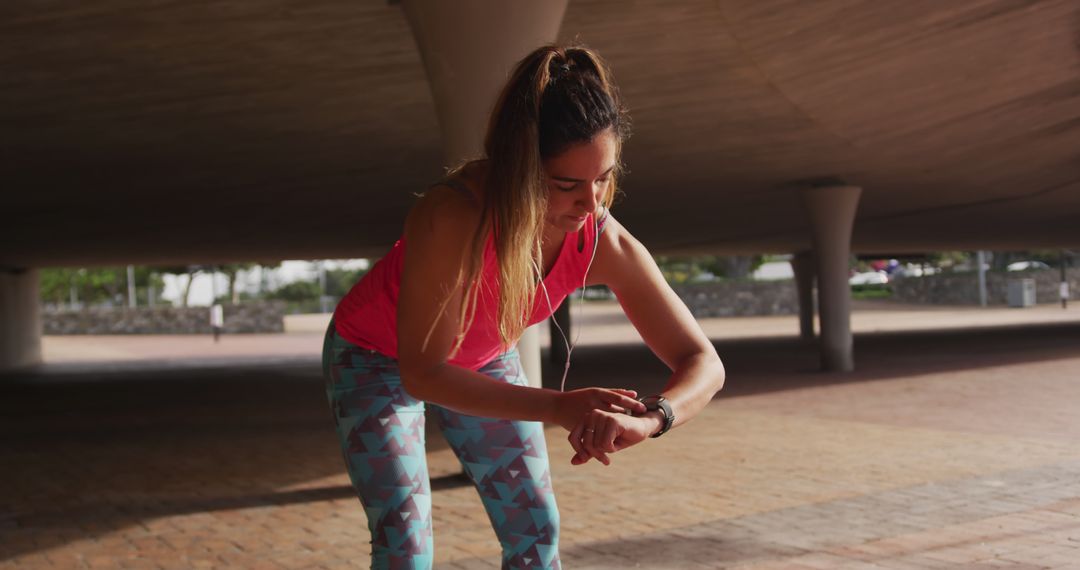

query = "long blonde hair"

[443,45,631,356]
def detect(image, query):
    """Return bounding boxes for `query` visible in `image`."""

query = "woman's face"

[542,128,618,236]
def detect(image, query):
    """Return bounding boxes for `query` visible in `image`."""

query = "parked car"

[580,285,615,300]
[751,261,795,281]
[1007,260,1051,272]
[849,271,889,285]
[953,261,990,272]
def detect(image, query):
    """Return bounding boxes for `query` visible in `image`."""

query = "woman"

[323,44,725,569]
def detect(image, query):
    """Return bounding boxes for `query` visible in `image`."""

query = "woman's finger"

[604,392,647,414]
[602,401,627,414]
[601,416,619,453]
[588,421,611,466]
[594,447,611,466]
[567,422,589,465]
[587,421,604,466]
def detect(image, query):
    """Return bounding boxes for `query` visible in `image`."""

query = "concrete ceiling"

[3,0,1080,268]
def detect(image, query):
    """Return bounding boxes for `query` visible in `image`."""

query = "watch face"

[639,396,660,408]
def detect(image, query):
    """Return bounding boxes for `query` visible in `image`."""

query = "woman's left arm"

[570,213,726,464]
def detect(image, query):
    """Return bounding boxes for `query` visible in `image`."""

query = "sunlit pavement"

[4,301,1080,568]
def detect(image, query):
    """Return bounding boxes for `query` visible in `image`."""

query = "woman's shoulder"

[442,159,488,203]
[405,161,487,241]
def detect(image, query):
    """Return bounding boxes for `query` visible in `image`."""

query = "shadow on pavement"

[2,320,1078,560]
[547,321,1080,398]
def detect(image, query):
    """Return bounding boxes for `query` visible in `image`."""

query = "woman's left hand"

[567,410,656,466]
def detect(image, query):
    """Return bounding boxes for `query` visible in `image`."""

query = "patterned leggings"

[322,320,561,569]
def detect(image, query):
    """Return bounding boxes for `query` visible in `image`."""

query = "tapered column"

[549,297,571,365]
[800,186,862,372]
[401,0,568,388]
[1,269,43,373]
[790,251,816,341]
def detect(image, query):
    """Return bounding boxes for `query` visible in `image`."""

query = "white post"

[977,251,988,307]
[127,265,137,308]
[320,261,330,313]
[1060,250,1068,310]
[210,267,219,305]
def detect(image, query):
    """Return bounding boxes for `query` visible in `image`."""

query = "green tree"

[41,263,313,308]
[204,263,256,304]
[39,266,166,308]
[267,281,322,303]
[131,266,167,306]
[653,255,698,284]
[325,267,369,298]
[700,255,765,280]
[926,251,970,271]
[266,279,323,313]
[39,268,81,306]
[653,254,766,284]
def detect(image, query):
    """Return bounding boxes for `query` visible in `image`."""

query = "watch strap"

[638,395,675,438]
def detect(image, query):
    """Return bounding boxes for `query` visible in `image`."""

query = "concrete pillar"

[516,329,543,388]
[401,0,568,388]
[799,186,862,372]
[790,251,816,340]
[1,268,43,373]
[549,297,571,366]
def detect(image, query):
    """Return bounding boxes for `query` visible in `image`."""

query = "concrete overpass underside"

[2,0,1079,372]
[3,0,1079,267]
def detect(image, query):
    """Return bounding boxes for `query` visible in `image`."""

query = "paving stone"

[5,311,1080,568]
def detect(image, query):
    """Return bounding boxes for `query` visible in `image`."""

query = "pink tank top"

[333,200,608,371]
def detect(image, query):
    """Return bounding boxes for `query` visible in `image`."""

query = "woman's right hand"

[549,388,647,432]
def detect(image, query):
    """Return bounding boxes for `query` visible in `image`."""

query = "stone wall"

[673,280,798,317]
[43,302,286,334]
[890,268,1080,306]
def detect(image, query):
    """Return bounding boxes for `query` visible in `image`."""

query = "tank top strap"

[596,206,610,235]
[432,178,478,204]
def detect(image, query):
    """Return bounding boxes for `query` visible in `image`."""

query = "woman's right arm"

[395,187,645,428]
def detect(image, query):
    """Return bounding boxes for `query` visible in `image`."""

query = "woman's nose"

[579,186,599,212]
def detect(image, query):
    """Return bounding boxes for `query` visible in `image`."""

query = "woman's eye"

[556,184,576,192]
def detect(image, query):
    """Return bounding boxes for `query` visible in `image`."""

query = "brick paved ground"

[3,303,1080,568]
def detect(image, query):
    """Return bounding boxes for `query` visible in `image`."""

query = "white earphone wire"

[535,209,602,393]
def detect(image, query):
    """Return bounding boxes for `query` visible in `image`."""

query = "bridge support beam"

[401,0,569,387]
[800,186,862,372]
[791,251,816,341]
[1,269,43,374]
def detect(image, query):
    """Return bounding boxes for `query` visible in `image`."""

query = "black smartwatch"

[637,395,674,438]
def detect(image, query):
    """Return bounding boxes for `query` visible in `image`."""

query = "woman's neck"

[540,222,565,248]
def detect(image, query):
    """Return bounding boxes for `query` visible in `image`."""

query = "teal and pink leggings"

[322,320,561,569]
